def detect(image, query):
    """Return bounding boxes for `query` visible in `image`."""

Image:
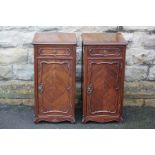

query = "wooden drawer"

[87,46,123,58]
[37,46,73,57]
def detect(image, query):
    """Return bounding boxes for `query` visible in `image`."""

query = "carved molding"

[39,48,71,56]
[87,60,121,115]
[38,60,72,114]
[35,115,75,123]
[89,48,121,57]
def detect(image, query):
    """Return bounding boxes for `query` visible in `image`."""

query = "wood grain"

[33,32,76,45]
[82,33,127,45]
[82,33,127,123]
[33,33,76,123]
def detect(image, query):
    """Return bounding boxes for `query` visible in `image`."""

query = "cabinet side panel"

[72,45,76,118]
[82,45,88,121]
[119,46,126,117]
[34,45,39,119]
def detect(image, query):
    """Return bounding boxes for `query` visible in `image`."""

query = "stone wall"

[0,26,155,107]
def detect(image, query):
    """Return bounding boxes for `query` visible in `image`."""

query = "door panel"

[87,59,122,116]
[37,59,73,116]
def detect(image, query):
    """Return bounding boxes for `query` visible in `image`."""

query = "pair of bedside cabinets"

[33,32,127,123]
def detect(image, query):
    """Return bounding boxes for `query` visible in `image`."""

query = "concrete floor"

[0,104,155,129]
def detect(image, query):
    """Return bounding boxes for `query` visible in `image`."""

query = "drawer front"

[37,46,73,57]
[88,46,123,58]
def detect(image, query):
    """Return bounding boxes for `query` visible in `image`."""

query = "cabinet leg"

[119,117,123,123]
[82,117,87,124]
[34,118,40,124]
[70,118,76,124]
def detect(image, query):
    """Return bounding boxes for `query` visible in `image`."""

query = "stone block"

[28,48,34,64]
[125,81,155,98]
[76,65,82,81]
[0,80,34,99]
[59,26,117,33]
[123,26,155,31]
[121,32,134,45]
[76,47,82,64]
[124,98,155,107]
[13,64,34,80]
[129,32,146,48]
[126,48,155,65]
[0,48,28,64]
[0,65,12,80]
[124,98,145,106]
[0,98,34,106]
[125,65,148,81]
[148,65,155,80]
[0,30,35,48]
[143,34,155,49]
[144,99,155,107]
[34,26,62,32]
[76,81,81,91]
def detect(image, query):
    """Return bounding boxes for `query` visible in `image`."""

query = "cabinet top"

[82,33,127,45]
[33,32,76,45]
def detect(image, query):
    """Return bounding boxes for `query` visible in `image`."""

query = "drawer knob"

[38,84,44,93]
[87,83,93,94]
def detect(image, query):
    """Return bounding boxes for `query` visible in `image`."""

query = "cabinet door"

[37,59,74,116]
[86,59,123,116]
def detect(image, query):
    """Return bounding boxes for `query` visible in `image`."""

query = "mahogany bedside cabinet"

[33,32,76,123]
[82,33,127,123]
